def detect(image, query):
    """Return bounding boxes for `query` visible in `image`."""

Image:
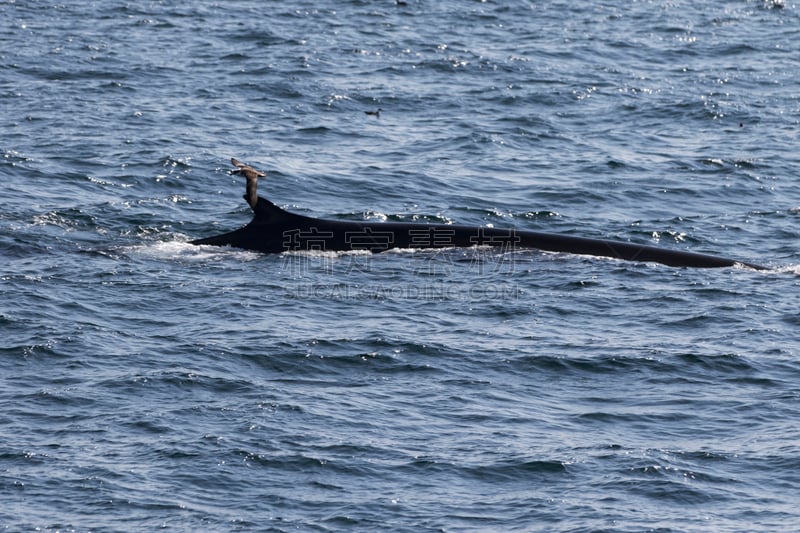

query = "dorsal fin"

[252,196,313,225]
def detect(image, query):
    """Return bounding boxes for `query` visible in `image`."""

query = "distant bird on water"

[230,157,266,211]
[365,108,382,118]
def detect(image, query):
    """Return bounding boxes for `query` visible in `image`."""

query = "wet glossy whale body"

[191,196,764,269]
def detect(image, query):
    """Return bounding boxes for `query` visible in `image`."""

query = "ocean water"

[2,0,800,531]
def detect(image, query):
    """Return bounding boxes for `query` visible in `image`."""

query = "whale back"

[191,196,765,269]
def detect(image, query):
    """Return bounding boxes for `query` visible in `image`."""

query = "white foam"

[126,239,262,262]
[769,263,800,275]
[282,248,373,259]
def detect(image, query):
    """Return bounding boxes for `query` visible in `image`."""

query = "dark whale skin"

[191,196,765,270]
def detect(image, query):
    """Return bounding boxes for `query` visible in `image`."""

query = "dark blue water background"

[2,1,799,531]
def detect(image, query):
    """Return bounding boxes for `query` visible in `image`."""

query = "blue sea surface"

[2,1,799,531]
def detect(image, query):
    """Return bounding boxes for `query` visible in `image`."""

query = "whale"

[191,195,766,269]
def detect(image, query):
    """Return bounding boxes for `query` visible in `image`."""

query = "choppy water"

[2,1,800,531]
